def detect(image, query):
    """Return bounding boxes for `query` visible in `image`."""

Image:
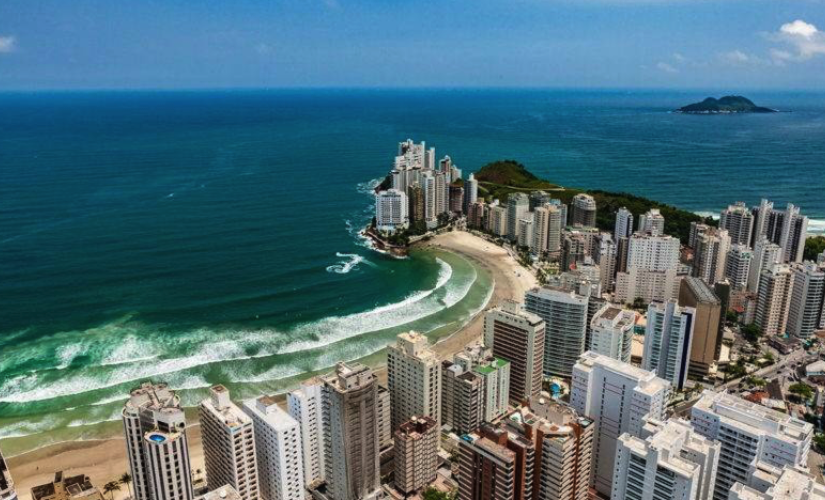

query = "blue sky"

[1,0,824,90]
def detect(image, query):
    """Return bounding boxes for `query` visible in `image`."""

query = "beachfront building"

[387,331,442,431]
[375,189,408,233]
[693,228,731,285]
[393,416,439,496]
[525,286,589,379]
[787,261,825,339]
[123,382,193,500]
[570,352,670,498]
[612,419,720,500]
[642,300,695,390]
[287,380,326,487]
[0,449,15,500]
[588,304,635,363]
[615,233,681,305]
[507,193,530,242]
[615,207,634,241]
[30,472,104,500]
[242,396,305,500]
[570,194,596,227]
[748,238,783,293]
[678,278,722,378]
[755,264,794,336]
[484,301,546,404]
[488,205,509,238]
[321,362,381,500]
[637,208,665,236]
[690,390,814,500]
[199,386,259,500]
[464,174,478,212]
[720,201,755,246]
[532,204,563,257]
[726,244,753,290]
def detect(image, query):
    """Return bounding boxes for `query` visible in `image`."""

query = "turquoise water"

[1,89,824,454]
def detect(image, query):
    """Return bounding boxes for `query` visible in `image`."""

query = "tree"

[789,383,814,401]
[804,236,825,261]
[814,433,825,452]
[741,324,762,344]
[103,482,121,500]
[119,473,132,500]
[423,487,455,500]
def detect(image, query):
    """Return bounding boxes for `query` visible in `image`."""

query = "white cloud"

[656,61,678,73]
[769,19,825,61]
[0,35,16,53]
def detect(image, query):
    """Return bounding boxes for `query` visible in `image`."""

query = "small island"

[676,95,777,114]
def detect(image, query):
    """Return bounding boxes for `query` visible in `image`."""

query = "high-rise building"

[570,194,596,228]
[592,233,617,292]
[525,286,589,378]
[532,205,552,256]
[560,232,588,271]
[517,216,534,250]
[748,238,783,293]
[504,401,594,500]
[464,174,479,213]
[637,208,665,236]
[450,184,465,215]
[287,380,326,487]
[612,419,720,500]
[720,202,755,246]
[123,382,193,500]
[751,198,774,247]
[690,390,814,500]
[457,431,517,500]
[725,244,753,290]
[377,385,392,451]
[507,193,530,242]
[321,362,381,500]
[407,184,425,224]
[422,171,438,229]
[589,304,635,363]
[729,465,825,500]
[571,352,670,498]
[199,386,259,500]
[615,234,681,304]
[387,331,442,431]
[767,203,809,263]
[468,201,487,230]
[434,171,449,217]
[0,448,16,500]
[614,207,634,241]
[689,222,711,250]
[243,396,305,500]
[375,189,409,233]
[755,264,794,336]
[679,277,722,378]
[693,228,731,285]
[787,262,825,339]
[441,358,484,435]
[488,205,509,238]
[484,301,546,404]
[393,416,439,496]
[529,191,552,210]
[642,300,695,389]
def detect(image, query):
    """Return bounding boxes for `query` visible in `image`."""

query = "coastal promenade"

[6,230,534,500]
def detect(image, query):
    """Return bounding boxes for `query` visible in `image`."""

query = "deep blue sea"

[0,89,823,453]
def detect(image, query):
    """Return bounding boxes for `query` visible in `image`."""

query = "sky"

[1,0,824,90]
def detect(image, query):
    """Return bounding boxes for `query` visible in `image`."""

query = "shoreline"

[6,230,535,500]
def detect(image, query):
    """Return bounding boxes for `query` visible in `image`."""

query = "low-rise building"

[31,473,103,500]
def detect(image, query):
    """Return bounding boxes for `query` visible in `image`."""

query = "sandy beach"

[7,230,534,500]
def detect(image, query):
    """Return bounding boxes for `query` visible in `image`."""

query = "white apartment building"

[375,189,408,233]
[589,304,635,363]
[571,352,670,498]
[243,396,305,500]
[571,193,597,227]
[693,228,731,285]
[729,465,825,500]
[787,261,825,339]
[615,233,681,304]
[287,380,326,487]
[726,244,753,290]
[199,386,258,500]
[507,193,529,242]
[615,207,634,241]
[488,205,509,238]
[690,390,813,500]
[642,300,695,390]
[593,233,617,293]
[638,208,665,236]
[387,331,442,431]
[613,419,720,500]
[123,382,193,500]
[748,238,783,293]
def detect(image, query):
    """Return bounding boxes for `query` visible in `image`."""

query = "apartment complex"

[524,286,589,378]
[387,331,442,430]
[588,304,635,363]
[678,277,721,378]
[287,380,326,487]
[393,416,439,496]
[642,300,695,389]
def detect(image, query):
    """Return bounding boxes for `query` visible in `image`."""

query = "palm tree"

[103,481,121,500]
[119,473,133,500]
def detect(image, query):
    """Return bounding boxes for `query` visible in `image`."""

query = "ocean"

[1,89,823,455]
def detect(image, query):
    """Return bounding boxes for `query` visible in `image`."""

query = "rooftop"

[693,391,812,441]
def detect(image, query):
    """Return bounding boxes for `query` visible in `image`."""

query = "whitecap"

[55,343,84,370]
[326,253,367,274]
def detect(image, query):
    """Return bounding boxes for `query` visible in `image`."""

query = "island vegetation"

[474,160,715,243]
[676,95,776,114]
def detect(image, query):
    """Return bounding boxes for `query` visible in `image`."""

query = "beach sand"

[7,230,534,500]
